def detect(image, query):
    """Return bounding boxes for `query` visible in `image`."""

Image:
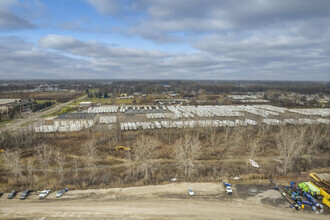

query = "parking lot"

[0,182,327,219]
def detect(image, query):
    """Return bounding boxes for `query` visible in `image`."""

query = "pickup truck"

[222,180,233,194]
[39,189,51,199]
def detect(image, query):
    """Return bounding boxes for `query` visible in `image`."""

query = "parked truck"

[222,180,233,194]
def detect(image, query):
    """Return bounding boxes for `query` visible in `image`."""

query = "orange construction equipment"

[310,173,330,208]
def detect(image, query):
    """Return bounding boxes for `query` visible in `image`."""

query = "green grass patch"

[76,97,137,105]
[115,99,134,105]
[43,106,76,117]
[20,120,36,128]
[35,100,56,104]
[0,120,13,128]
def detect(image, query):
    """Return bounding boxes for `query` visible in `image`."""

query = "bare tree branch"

[174,134,201,181]
[133,135,158,183]
[35,144,52,185]
[80,138,98,183]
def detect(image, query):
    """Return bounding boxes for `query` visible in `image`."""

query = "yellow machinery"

[310,173,330,208]
[0,149,4,153]
[116,146,131,151]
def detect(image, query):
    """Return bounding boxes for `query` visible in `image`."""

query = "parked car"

[188,187,194,196]
[39,189,51,199]
[0,192,3,197]
[8,190,17,199]
[222,180,233,194]
[20,190,32,200]
[56,189,65,198]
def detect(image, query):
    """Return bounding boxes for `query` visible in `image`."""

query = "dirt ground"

[0,182,328,219]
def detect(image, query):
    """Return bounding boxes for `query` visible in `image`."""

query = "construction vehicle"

[309,173,330,208]
[0,149,4,153]
[116,146,131,151]
[298,182,321,197]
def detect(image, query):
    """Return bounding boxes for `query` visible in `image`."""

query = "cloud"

[0,10,36,30]
[0,36,93,79]
[0,34,328,81]
[122,0,330,42]
[0,0,41,31]
[39,35,83,50]
[86,0,143,17]
[86,0,120,15]
[38,34,166,58]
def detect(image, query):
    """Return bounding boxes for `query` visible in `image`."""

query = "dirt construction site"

[0,182,328,219]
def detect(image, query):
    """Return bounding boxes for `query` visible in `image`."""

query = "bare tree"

[2,149,24,184]
[248,138,259,160]
[305,124,328,155]
[256,124,270,154]
[209,126,220,150]
[14,127,38,149]
[276,125,306,174]
[174,134,202,180]
[127,150,133,178]
[80,138,98,182]
[232,125,245,149]
[73,158,79,184]
[35,144,53,185]
[223,126,231,143]
[54,150,65,187]
[26,160,34,189]
[133,135,158,183]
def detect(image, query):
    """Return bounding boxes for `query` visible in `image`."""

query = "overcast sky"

[0,0,329,81]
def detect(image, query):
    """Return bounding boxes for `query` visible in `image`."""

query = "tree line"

[0,123,329,191]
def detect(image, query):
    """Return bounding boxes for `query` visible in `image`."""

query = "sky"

[0,0,329,81]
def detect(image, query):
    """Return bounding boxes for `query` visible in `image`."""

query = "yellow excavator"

[116,146,131,151]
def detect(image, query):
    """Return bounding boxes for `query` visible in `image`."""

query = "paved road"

[0,95,87,133]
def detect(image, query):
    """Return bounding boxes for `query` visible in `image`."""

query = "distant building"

[0,99,31,112]
[0,99,21,106]
[53,113,99,127]
[79,102,92,108]
[44,117,56,125]
[120,93,127,98]
[155,99,189,105]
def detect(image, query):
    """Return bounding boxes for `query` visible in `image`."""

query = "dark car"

[8,190,17,199]
[20,190,32,200]
[0,192,3,197]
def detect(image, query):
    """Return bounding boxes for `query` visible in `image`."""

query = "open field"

[0,91,84,104]
[77,97,138,105]
[0,182,327,219]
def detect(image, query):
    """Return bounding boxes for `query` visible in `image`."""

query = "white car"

[225,186,233,194]
[223,180,233,194]
[56,189,65,198]
[188,187,194,196]
[39,189,51,199]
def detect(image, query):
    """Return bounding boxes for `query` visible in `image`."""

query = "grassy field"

[0,91,84,102]
[35,100,56,104]
[115,98,134,105]
[0,120,13,128]
[77,98,137,105]
[43,106,76,117]
[20,120,36,127]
